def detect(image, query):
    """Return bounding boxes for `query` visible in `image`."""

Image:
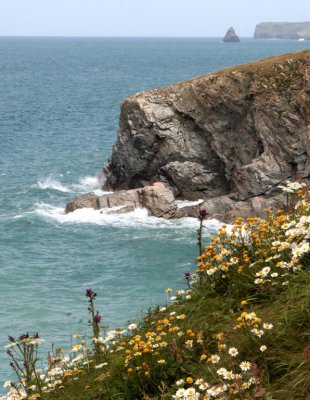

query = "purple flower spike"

[199,209,208,218]
[86,288,96,298]
[94,311,101,324]
[184,272,191,278]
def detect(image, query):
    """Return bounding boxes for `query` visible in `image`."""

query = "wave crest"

[36,177,71,193]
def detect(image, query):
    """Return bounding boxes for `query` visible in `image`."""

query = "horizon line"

[0,35,256,39]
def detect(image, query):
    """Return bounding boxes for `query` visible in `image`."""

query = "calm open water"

[0,37,309,388]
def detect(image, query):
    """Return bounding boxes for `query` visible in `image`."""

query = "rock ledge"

[65,182,202,220]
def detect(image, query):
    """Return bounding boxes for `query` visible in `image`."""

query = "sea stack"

[223,27,240,42]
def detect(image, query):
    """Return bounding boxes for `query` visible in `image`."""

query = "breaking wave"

[35,177,71,193]
[33,202,224,231]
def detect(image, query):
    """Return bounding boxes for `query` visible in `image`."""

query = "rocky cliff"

[103,51,310,221]
[254,22,310,40]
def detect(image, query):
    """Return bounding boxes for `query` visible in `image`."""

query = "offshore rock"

[104,50,310,221]
[254,22,310,40]
[223,27,240,42]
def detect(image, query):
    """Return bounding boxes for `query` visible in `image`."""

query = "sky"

[0,0,310,37]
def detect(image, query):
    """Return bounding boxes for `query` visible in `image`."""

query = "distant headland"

[254,22,310,40]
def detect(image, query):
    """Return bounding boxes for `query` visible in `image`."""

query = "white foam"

[72,174,106,193]
[93,189,112,196]
[79,175,99,187]
[33,202,224,230]
[36,176,71,193]
[176,199,204,208]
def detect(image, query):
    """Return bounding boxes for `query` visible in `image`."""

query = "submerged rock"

[223,27,240,42]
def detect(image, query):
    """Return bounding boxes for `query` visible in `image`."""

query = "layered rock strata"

[102,51,310,221]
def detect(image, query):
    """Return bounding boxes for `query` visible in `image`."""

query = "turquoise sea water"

[0,37,309,389]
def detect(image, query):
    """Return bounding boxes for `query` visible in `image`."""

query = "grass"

[42,267,310,399]
[129,49,310,100]
[2,184,310,400]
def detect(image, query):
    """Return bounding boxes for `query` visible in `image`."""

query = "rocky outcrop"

[65,182,200,219]
[103,50,310,221]
[254,22,310,40]
[223,27,240,42]
[65,193,99,213]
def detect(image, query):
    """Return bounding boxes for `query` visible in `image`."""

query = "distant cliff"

[254,22,310,39]
[104,51,310,221]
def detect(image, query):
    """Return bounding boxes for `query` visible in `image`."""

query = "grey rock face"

[254,22,310,40]
[104,51,310,221]
[223,27,240,42]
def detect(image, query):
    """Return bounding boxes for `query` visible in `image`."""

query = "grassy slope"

[44,269,310,400]
[43,191,310,400]
[130,49,310,99]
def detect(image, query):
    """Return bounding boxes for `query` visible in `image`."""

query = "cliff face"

[254,22,310,40]
[104,51,310,220]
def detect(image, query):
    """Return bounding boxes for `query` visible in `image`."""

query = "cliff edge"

[104,51,310,221]
[254,22,310,40]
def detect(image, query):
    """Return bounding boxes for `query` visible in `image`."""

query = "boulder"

[65,193,99,213]
[140,182,183,218]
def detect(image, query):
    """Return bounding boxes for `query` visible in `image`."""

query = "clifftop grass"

[2,183,310,400]
[129,49,310,101]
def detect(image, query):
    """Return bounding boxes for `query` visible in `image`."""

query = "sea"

[0,37,309,389]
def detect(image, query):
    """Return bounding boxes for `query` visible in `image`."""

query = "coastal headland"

[254,22,310,40]
[67,50,310,222]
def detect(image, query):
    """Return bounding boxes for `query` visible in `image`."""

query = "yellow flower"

[186,376,193,384]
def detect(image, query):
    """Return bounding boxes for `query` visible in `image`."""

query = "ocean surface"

[0,37,309,389]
